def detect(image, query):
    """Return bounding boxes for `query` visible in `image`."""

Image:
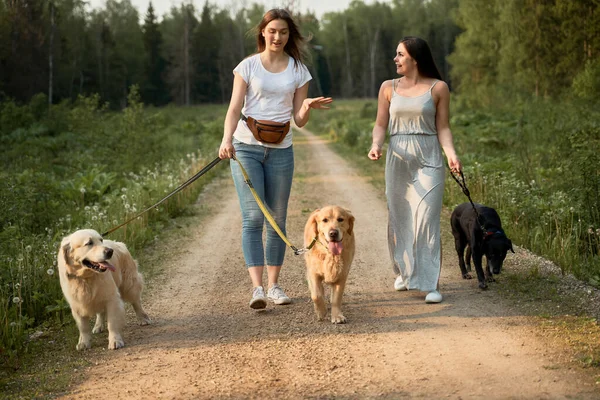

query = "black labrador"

[450,203,514,289]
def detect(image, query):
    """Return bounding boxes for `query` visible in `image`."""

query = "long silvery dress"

[385,79,445,292]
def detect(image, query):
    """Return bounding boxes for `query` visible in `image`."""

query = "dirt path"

[59,128,598,399]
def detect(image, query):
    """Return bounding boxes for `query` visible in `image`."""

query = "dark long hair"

[255,8,307,67]
[400,36,443,80]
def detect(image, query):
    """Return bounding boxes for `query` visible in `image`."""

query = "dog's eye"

[337,218,344,222]
[322,218,329,223]
[85,240,93,246]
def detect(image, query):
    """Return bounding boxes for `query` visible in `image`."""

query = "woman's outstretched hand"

[304,97,333,110]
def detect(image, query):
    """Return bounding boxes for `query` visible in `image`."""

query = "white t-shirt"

[233,53,312,148]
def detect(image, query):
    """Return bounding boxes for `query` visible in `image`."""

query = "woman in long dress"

[368,36,462,303]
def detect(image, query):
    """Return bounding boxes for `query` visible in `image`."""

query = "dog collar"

[484,230,504,239]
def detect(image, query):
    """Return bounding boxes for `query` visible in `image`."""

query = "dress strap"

[391,79,397,98]
[429,80,440,91]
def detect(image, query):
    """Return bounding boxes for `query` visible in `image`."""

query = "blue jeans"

[230,140,294,267]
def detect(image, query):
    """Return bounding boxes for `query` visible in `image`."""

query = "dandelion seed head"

[47,268,54,276]
[12,297,20,304]
[79,187,86,193]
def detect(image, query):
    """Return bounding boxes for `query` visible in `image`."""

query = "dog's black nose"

[104,248,113,258]
[328,230,338,239]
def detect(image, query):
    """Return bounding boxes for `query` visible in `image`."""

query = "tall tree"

[0,0,48,102]
[192,2,220,103]
[447,0,501,101]
[162,2,198,105]
[105,0,144,107]
[142,1,169,105]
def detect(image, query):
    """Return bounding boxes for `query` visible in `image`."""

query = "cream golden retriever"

[304,206,355,324]
[57,229,150,350]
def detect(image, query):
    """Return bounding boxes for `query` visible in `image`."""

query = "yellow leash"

[233,155,316,255]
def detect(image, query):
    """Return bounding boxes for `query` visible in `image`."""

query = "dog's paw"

[331,314,347,324]
[108,336,125,350]
[462,273,472,280]
[92,325,104,334]
[478,282,488,290]
[76,340,91,351]
[138,315,152,325]
[486,276,496,283]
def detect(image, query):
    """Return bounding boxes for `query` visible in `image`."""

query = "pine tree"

[142,2,169,105]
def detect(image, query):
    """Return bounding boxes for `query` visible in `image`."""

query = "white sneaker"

[267,284,291,305]
[425,290,443,303]
[394,275,407,291]
[249,286,267,309]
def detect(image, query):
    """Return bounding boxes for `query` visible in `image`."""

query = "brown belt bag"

[242,114,290,144]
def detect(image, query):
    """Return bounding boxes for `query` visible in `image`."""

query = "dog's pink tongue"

[328,241,343,255]
[100,262,116,272]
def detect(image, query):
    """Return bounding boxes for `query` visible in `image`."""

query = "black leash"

[447,167,487,234]
[101,157,222,237]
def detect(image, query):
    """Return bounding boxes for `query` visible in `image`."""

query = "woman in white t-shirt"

[218,8,332,310]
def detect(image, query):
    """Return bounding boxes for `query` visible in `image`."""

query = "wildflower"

[25,245,32,252]
[589,228,594,235]
[47,268,54,276]
[121,194,127,200]
[113,220,118,225]
[12,297,21,304]
[121,187,127,192]
[92,216,97,221]
[80,186,86,193]
[84,206,91,211]
[14,283,20,289]
[9,322,16,327]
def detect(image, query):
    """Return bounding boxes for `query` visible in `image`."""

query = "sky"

[87,0,386,19]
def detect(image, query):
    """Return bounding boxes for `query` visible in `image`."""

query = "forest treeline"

[2,0,598,109]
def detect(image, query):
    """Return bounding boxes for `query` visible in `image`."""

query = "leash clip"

[293,247,308,256]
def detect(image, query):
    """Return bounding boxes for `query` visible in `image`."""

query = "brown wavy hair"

[255,8,307,68]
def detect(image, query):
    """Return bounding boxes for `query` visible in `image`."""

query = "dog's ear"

[62,242,73,266]
[346,210,355,236]
[508,239,515,253]
[304,208,320,244]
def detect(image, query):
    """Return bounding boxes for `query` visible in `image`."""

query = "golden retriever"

[304,206,355,323]
[57,229,150,350]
